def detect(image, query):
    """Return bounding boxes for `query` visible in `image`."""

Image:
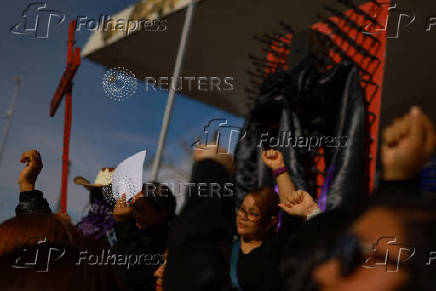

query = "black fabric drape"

[235,55,367,212]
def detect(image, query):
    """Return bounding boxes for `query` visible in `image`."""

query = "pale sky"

[0,0,244,222]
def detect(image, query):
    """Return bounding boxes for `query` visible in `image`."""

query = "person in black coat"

[112,182,176,291]
[164,145,236,291]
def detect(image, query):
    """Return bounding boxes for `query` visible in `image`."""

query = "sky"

[0,0,245,222]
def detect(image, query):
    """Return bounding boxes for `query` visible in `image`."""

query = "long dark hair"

[0,213,78,255]
[248,187,280,238]
[0,242,121,291]
[141,182,177,221]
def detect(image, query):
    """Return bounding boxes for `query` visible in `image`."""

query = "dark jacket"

[15,190,51,215]
[164,158,236,291]
[114,220,168,291]
[236,213,303,291]
[235,56,367,212]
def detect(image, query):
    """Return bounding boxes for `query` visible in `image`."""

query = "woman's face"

[132,197,163,230]
[313,208,409,291]
[236,194,262,238]
[154,251,167,291]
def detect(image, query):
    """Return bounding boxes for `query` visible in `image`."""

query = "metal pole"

[0,76,21,166]
[151,1,196,181]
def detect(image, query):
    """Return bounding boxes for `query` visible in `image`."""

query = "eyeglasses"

[236,206,261,221]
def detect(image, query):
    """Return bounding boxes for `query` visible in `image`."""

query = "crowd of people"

[0,105,435,291]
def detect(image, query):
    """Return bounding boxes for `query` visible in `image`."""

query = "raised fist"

[381,106,436,180]
[261,149,285,170]
[18,150,43,191]
[278,190,318,218]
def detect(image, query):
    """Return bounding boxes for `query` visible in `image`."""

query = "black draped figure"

[235,29,368,212]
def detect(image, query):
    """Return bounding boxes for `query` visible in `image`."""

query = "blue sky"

[0,0,244,222]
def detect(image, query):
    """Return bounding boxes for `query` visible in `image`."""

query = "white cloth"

[112,150,146,201]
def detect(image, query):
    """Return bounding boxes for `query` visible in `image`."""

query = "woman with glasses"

[232,149,322,291]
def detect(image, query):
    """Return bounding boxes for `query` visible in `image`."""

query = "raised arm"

[376,106,436,196]
[381,106,436,181]
[261,149,321,220]
[261,149,295,204]
[278,190,321,220]
[15,150,51,215]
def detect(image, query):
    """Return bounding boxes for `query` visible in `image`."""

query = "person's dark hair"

[248,187,279,238]
[367,194,436,291]
[0,242,121,291]
[142,182,176,221]
[88,184,116,208]
[280,209,352,291]
[0,214,80,255]
[89,187,101,204]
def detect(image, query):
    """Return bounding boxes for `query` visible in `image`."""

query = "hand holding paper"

[111,150,146,202]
